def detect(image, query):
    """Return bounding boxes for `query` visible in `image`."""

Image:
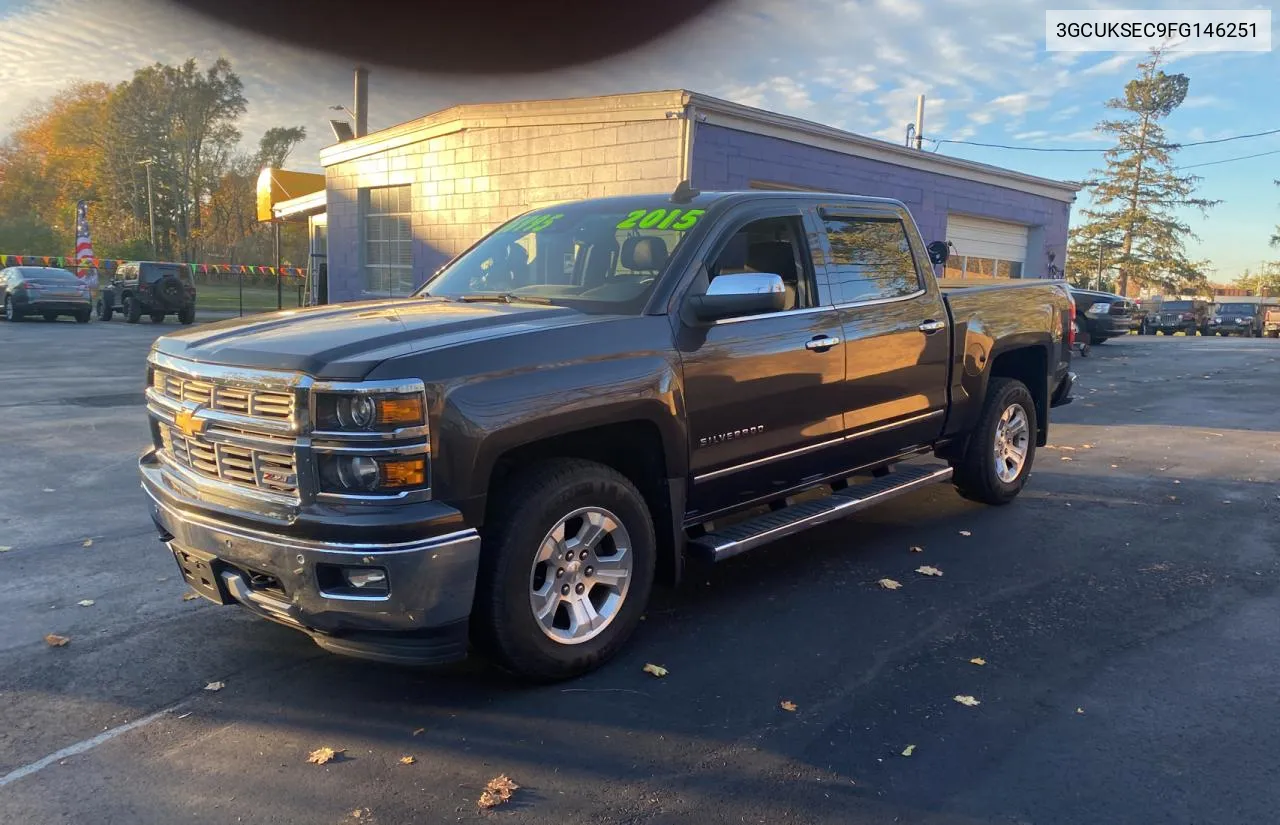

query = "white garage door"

[945,214,1029,279]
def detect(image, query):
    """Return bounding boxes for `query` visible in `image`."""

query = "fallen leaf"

[958,530,971,537]
[81,539,93,548]
[909,545,923,553]
[77,599,95,607]
[1060,456,1073,462]
[1110,464,1119,469]
[42,488,56,493]
[780,700,797,712]
[204,681,225,692]
[969,657,986,666]
[1076,707,1085,715]
[915,565,944,577]
[478,774,519,809]
[953,695,981,707]
[1173,480,1181,484]
[44,633,70,647]
[642,663,668,678]
[1081,444,1093,449]
[306,747,344,765]
[411,727,425,736]
[182,591,200,602]
[901,744,916,757]
[877,578,903,590]
[399,755,416,765]
[0,546,11,552]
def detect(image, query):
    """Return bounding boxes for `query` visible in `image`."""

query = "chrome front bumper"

[143,458,481,665]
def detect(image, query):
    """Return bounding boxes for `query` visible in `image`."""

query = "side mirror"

[689,273,786,322]
[927,241,950,266]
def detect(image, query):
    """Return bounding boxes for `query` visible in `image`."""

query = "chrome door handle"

[919,320,946,333]
[805,336,841,351]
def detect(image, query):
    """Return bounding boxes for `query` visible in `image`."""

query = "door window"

[822,215,922,304]
[704,215,817,315]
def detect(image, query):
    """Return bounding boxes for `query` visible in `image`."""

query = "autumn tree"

[1072,50,1217,296]
[203,126,308,265]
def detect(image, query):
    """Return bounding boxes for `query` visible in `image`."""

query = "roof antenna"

[670,179,700,204]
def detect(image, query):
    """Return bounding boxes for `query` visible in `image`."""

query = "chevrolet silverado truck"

[141,187,1075,681]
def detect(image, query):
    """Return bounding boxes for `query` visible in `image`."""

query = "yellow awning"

[256,168,326,223]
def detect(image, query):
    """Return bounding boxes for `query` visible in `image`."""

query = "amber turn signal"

[381,458,426,488]
[377,396,424,426]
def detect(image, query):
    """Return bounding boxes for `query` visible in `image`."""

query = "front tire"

[472,459,656,682]
[43,312,58,322]
[124,295,141,324]
[951,377,1037,506]
[75,309,90,323]
[177,305,195,325]
[3,297,20,321]
[97,298,113,321]
[150,311,165,323]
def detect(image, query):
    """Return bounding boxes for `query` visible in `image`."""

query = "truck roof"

[529,189,912,214]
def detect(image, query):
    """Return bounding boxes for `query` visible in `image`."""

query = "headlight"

[1237,317,1248,324]
[318,454,427,494]
[315,391,425,433]
[1211,318,1220,324]
[1086,301,1110,316]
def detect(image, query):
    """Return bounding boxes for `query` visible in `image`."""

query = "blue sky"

[0,0,1275,281]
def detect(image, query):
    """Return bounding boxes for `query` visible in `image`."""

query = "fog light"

[344,567,388,590]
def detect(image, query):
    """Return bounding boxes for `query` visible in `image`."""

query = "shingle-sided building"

[315,90,1078,303]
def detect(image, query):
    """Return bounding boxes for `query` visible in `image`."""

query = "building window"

[940,256,1023,279]
[362,185,413,296]
[821,215,922,304]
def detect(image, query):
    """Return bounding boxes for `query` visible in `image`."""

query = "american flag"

[75,200,94,266]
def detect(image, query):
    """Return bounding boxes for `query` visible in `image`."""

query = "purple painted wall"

[689,123,1072,279]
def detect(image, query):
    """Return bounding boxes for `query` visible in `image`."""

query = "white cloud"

[1081,54,1137,77]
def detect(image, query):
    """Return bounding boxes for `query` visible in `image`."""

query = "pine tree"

[1073,49,1218,296]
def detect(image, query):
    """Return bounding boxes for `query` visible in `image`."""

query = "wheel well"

[990,346,1048,445]
[486,421,679,584]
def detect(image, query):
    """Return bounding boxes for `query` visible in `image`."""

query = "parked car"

[0,266,92,323]
[1147,299,1210,336]
[140,187,1074,681]
[1208,302,1262,337]
[1067,287,1138,344]
[98,261,197,324]
[1264,307,1280,338]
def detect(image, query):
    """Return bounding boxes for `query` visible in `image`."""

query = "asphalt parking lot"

[1,318,1278,825]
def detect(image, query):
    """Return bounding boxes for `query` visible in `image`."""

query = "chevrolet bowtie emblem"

[174,404,208,438]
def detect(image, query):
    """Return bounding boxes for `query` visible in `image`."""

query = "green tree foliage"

[0,58,307,267]
[1071,50,1218,296]
[1233,263,1280,297]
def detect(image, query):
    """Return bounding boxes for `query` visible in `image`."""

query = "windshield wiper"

[456,292,553,306]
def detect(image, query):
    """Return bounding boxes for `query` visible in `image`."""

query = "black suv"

[1068,287,1137,344]
[98,261,196,324]
[1146,299,1210,336]
[1208,302,1262,337]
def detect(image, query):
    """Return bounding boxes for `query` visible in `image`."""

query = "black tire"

[1268,331,1279,339]
[43,312,58,322]
[125,295,141,324]
[75,309,90,323]
[951,377,1037,506]
[472,458,656,682]
[3,297,20,321]
[1144,326,1156,335]
[97,298,113,321]
[177,305,195,325]
[150,311,166,323]
[1091,336,1108,345]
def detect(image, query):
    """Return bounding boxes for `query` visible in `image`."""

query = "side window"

[706,215,815,314]
[822,215,922,304]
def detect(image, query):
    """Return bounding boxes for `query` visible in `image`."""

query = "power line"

[925,126,1280,153]
[1175,148,1280,170]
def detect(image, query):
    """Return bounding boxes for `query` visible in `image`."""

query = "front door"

[677,206,847,520]
[817,207,950,462]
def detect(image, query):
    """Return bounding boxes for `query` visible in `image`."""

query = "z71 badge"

[699,425,764,447]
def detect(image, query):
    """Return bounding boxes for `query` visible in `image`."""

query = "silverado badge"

[174,404,208,438]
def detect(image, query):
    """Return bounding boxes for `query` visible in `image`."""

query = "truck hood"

[152,298,592,380]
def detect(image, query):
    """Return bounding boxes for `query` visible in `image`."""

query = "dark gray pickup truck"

[141,187,1075,680]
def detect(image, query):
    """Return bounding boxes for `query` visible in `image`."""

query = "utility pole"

[1096,242,1106,292]
[137,159,157,257]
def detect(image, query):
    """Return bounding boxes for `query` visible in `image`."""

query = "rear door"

[677,201,847,519]
[817,205,950,462]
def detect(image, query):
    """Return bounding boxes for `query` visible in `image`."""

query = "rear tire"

[3,297,20,321]
[43,312,58,322]
[951,377,1037,506]
[178,305,195,325]
[472,458,656,682]
[125,295,141,324]
[150,311,165,323]
[75,309,90,323]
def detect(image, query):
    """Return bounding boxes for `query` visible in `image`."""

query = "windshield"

[140,263,193,284]
[419,200,706,314]
[17,267,79,284]
[1215,303,1256,315]
[1162,301,1193,311]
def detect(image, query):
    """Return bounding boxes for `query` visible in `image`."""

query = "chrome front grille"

[160,426,298,496]
[153,369,295,422]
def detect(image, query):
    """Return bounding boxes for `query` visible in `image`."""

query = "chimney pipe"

[914,94,925,151]
[354,66,369,138]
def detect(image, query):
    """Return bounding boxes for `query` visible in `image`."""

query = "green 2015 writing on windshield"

[498,213,565,234]
[616,208,704,231]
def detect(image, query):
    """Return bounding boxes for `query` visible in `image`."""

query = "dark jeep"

[98,261,196,324]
